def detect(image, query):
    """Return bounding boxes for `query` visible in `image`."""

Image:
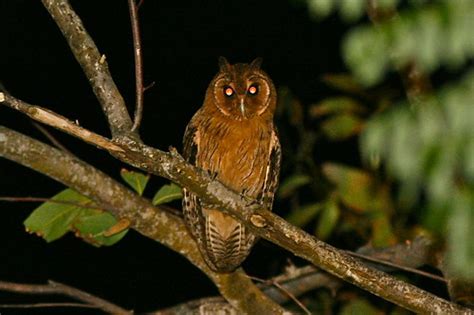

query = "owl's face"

[208,57,276,120]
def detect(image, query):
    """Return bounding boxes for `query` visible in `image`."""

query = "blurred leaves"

[278,174,312,199]
[362,68,474,276]
[339,298,380,315]
[342,1,474,85]
[315,197,340,240]
[323,163,374,213]
[305,0,474,280]
[306,0,399,22]
[320,114,363,140]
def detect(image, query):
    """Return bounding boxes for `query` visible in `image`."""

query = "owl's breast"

[197,117,272,198]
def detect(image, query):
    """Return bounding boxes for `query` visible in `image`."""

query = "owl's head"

[207,57,276,120]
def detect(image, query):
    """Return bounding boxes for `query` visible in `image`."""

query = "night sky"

[1,1,350,312]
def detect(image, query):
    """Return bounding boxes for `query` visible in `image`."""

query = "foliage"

[24,189,128,246]
[152,183,183,205]
[25,170,182,246]
[278,0,474,311]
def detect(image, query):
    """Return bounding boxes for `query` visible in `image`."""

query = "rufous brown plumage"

[182,57,281,272]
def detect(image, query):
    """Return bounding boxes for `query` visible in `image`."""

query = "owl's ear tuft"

[249,57,263,70]
[218,56,231,72]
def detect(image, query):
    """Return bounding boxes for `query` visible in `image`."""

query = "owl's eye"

[223,86,234,97]
[248,84,258,95]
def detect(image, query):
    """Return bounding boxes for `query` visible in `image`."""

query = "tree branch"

[0,125,286,314]
[0,280,131,315]
[128,0,145,132]
[41,0,137,139]
[1,0,471,312]
[1,95,471,314]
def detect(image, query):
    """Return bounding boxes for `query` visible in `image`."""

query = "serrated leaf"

[277,174,312,199]
[315,199,340,239]
[286,202,324,227]
[120,169,149,195]
[24,189,93,242]
[309,97,366,118]
[321,114,363,140]
[322,163,374,212]
[73,211,128,247]
[153,183,183,205]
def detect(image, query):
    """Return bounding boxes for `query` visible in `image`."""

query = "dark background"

[1,0,350,312]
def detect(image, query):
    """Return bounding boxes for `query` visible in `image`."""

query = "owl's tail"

[203,210,257,273]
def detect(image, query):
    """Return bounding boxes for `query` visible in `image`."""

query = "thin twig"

[32,122,73,155]
[0,93,125,153]
[128,0,144,132]
[41,0,137,138]
[249,276,311,315]
[0,280,132,315]
[0,196,112,212]
[0,302,97,309]
[345,250,447,283]
[144,81,156,92]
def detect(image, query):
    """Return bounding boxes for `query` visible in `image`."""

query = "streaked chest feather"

[196,116,272,197]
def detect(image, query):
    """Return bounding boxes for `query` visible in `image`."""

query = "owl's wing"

[182,120,203,239]
[261,127,282,210]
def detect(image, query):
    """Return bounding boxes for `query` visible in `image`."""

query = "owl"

[182,57,281,273]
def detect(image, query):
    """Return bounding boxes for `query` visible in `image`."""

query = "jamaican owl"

[182,57,281,272]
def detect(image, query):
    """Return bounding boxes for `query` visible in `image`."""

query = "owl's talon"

[207,170,219,180]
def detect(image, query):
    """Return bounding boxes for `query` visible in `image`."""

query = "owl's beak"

[239,98,246,118]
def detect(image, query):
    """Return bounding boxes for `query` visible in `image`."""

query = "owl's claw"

[207,170,219,180]
[239,189,263,208]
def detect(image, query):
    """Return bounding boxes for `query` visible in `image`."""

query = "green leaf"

[447,190,474,279]
[322,163,374,212]
[120,169,149,195]
[339,0,365,22]
[24,189,92,242]
[310,97,365,117]
[321,113,363,140]
[286,202,324,227]
[343,25,389,86]
[307,0,334,19]
[277,174,312,199]
[73,211,128,247]
[321,73,365,94]
[152,183,183,205]
[371,212,396,247]
[340,298,379,315]
[315,199,340,240]
[24,189,128,246]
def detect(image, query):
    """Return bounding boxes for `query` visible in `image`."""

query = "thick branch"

[0,126,286,314]
[0,96,470,314]
[41,0,137,138]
